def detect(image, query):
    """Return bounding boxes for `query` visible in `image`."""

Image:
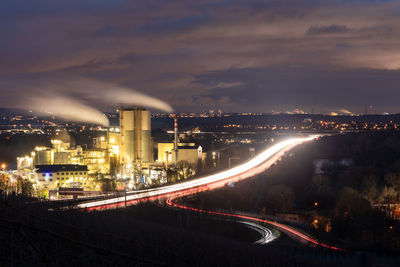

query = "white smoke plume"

[0,74,174,126]
[30,95,110,126]
[99,88,173,113]
[69,78,174,113]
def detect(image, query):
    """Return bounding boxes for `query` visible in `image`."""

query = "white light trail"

[239,221,278,244]
[77,136,316,210]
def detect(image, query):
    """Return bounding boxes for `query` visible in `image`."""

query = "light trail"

[77,136,316,211]
[75,135,345,252]
[166,198,346,252]
[238,221,277,244]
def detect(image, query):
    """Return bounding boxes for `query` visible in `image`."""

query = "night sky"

[1,0,400,116]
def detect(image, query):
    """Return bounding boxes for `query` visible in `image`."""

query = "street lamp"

[1,163,6,170]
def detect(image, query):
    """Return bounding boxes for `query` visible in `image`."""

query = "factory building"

[157,142,202,167]
[105,106,168,189]
[18,138,110,176]
[158,143,174,165]
[83,149,109,175]
[35,164,90,190]
[16,106,173,193]
[26,140,82,167]
[157,117,204,169]
[108,130,120,157]
[175,145,203,166]
[17,156,33,170]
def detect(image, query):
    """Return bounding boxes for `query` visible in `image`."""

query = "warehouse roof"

[35,165,88,173]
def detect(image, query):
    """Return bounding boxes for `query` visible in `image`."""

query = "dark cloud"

[0,73,173,125]
[1,0,400,114]
[307,25,349,35]
[192,67,400,113]
[137,14,213,36]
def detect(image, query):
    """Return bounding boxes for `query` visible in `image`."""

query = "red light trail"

[166,197,346,252]
[78,137,314,210]
[76,136,345,251]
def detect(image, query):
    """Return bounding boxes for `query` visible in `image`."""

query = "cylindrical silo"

[120,108,135,165]
[35,150,53,165]
[139,109,151,163]
[120,106,152,165]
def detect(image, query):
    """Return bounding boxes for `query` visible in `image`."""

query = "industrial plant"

[16,106,203,198]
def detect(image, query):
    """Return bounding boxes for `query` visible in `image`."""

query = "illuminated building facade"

[17,155,34,170]
[36,165,90,190]
[83,149,109,174]
[157,142,202,167]
[157,129,203,168]
[26,141,84,167]
[17,138,110,193]
[157,143,174,166]
[15,106,173,192]
[141,165,167,185]
[157,117,203,169]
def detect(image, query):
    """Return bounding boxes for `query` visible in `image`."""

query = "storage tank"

[34,150,53,165]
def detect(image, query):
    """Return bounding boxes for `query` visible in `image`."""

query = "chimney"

[174,116,178,165]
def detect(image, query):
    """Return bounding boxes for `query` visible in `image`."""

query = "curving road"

[238,221,278,244]
[77,136,316,211]
[75,135,345,251]
[166,197,345,251]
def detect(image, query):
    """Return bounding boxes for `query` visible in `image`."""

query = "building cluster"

[17,106,203,196]
[17,137,110,192]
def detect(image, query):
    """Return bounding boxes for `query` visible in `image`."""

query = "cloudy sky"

[1,0,400,115]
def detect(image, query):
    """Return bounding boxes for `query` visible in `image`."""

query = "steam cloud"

[30,96,110,126]
[0,74,174,126]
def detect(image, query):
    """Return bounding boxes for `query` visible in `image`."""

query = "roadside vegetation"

[187,133,400,253]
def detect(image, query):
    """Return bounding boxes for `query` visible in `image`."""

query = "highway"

[77,136,316,211]
[166,197,345,251]
[75,135,345,251]
[238,221,278,244]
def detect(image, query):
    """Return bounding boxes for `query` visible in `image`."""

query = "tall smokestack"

[174,116,178,165]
